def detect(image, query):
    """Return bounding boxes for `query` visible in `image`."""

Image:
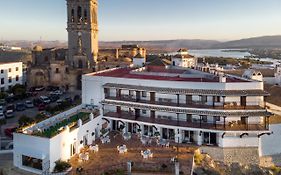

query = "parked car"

[38,103,46,111]
[0,112,5,120]
[16,103,26,111]
[64,97,73,104]
[0,99,6,106]
[49,90,63,96]
[25,100,34,108]
[6,104,15,111]
[33,98,43,107]
[56,99,64,105]
[46,86,60,91]
[5,142,13,150]
[40,96,51,104]
[0,105,4,113]
[35,86,45,92]
[49,95,60,103]
[26,91,38,97]
[4,127,17,138]
[5,110,14,118]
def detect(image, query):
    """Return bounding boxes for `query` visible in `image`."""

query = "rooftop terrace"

[91,66,250,83]
[21,107,100,138]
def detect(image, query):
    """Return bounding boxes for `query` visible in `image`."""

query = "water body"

[188,49,251,59]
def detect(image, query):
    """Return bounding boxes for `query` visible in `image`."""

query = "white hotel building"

[14,62,277,174]
[0,62,23,92]
[82,65,271,148]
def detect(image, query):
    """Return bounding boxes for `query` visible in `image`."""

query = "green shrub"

[18,115,34,127]
[161,164,167,170]
[54,160,71,173]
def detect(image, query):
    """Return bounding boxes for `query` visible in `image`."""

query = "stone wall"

[200,146,260,165]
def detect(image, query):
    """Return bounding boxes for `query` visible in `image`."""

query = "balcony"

[105,95,264,111]
[103,111,268,132]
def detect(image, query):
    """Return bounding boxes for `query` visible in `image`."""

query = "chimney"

[219,75,226,83]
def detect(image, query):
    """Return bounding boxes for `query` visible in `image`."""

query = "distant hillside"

[100,40,221,52]
[214,35,281,49]
[2,35,281,52]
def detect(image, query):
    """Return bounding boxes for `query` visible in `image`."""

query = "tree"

[18,115,34,127]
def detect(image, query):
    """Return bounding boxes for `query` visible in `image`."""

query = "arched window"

[78,60,83,68]
[77,6,82,23]
[71,9,75,22]
[84,9,88,22]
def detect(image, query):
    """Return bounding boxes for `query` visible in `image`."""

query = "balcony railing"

[105,95,264,110]
[103,111,268,131]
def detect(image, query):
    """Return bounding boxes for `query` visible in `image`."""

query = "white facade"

[0,62,23,92]
[242,69,263,82]
[82,66,271,154]
[13,105,103,174]
[171,49,197,68]
[133,57,146,67]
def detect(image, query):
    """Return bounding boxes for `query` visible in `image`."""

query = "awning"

[102,99,272,117]
[103,83,270,97]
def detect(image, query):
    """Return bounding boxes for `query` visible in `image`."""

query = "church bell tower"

[66,0,98,69]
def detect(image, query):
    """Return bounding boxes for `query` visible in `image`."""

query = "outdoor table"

[141,149,153,159]
[79,153,89,161]
[101,136,110,144]
[90,144,99,152]
[117,145,128,154]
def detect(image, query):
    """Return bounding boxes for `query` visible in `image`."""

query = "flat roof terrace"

[92,67,249,83]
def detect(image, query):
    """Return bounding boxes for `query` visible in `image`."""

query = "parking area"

[0,86,81,149]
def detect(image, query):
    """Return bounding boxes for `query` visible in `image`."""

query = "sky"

[0,0,281,41]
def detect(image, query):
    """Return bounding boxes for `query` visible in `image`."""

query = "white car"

[25,100,34,108]
[0,112,5,120]
[40,96,51,104]
[5,110,14,118]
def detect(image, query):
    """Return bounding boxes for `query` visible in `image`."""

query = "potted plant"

[154,131,160,138]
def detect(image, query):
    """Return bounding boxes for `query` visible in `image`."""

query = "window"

[214,116,220,121]
[8,68,11,72]
[55,68,59,73]
[142,110,146,114]
[1,78,4,85]
[142,91,147,97]
[44,56,49,62]
[22,155,43,170]
[16,67,19,71]
[71,9,75,22]
[202,116,207,123]
[0,87,4,92]
[215,96,220,102]
[16,75,19,81]
[8,77,12,83]
[0,69,3,74]
[77,6,82,22]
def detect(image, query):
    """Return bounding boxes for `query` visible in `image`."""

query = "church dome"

[33,45,43,52]
[122,57,132,62]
